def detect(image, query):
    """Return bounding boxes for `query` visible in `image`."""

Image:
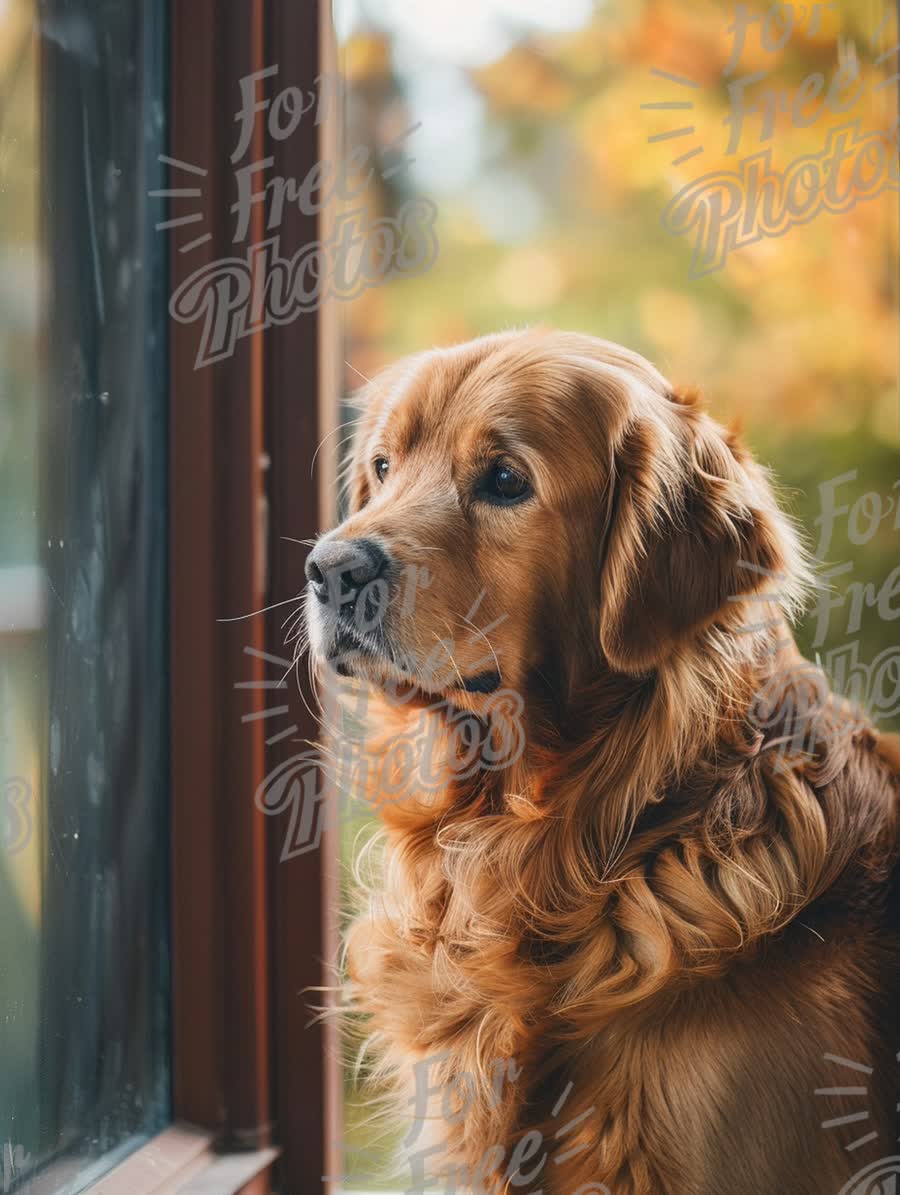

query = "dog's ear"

[599,399,805,675]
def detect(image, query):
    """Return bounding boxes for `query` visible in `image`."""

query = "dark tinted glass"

[0,0,170,1187]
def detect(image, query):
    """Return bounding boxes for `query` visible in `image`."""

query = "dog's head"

[304,330,805,711]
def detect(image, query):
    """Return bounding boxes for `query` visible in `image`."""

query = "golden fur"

[305,329,899,1195]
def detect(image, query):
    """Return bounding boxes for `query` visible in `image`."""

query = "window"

[0,0,170,1189]
[1,2,329,1192]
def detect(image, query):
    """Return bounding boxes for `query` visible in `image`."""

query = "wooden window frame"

[87,1,340,1193]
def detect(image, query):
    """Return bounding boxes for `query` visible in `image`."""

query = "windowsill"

[162,1143,280,1195]
[25,1124,279,1195]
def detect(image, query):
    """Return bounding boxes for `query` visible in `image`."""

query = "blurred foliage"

[336,0,900,1183]
[0,0,45,1158]
[0,0,40,565]
[338,0,900,718]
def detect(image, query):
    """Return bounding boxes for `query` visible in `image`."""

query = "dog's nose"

[305,537,390,604]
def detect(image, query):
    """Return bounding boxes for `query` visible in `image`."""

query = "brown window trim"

[168,0,272,1149]
[168,2,339,1194]
[264,2,343,1189]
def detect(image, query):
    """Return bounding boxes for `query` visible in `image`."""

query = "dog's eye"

[373,457,389,483]
[479,461,532,505]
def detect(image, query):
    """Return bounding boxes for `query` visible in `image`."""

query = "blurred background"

[335,0,900,670]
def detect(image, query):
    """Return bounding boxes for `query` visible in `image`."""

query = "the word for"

[724,3,839,75]
[814,470,900,561]
[232,66,342,162]
[318,561,432,637]
[406,1052,522,1147]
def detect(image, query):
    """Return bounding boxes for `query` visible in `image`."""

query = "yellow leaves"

[637,287,704,359]
[544,27,611,79]
[341,0,900,439]
[614,0,725,86]
[340,33,391,85]
[473,48,574,114]
[870,389,900,447]
[493,247,566,310]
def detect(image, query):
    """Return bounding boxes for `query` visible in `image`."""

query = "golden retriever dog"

[303,329,899,1195]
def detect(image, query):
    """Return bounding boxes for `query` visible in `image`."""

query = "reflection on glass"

[334,0,899,1185]
[0,0,170,1188]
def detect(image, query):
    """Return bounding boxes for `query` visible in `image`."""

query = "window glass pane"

[334,0,899,1185]
[0,0,170,1188]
